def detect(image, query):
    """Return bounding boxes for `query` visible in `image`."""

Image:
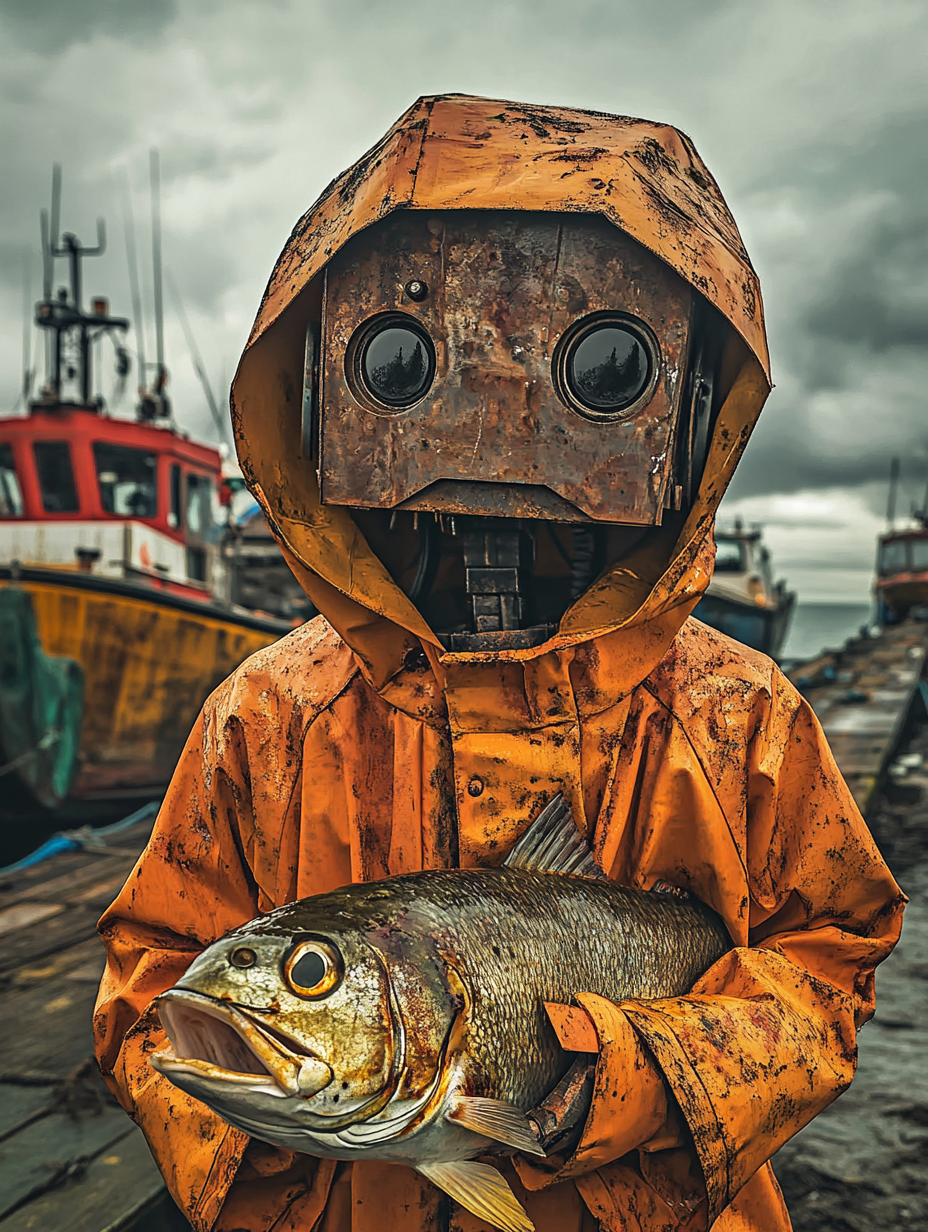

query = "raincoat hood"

[231,94,771,685]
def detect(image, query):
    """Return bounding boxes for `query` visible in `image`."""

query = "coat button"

[467,777,484,798]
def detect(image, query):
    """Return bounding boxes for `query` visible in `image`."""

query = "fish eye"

[348,313,436,411]
[229,947,257,969]
[284,939,343,999]
[554,313,659,420]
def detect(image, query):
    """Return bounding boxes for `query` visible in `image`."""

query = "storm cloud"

[0,0,178,54]
[0,0,925,601]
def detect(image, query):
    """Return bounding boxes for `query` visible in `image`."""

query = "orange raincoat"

[95,96,904,1232]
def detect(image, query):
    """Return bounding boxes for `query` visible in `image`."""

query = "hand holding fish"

[526,1055,597,1156]
[151,797,730,1232]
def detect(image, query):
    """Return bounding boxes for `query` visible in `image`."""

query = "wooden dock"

[0,813,185,1232]
[788,618,928,816]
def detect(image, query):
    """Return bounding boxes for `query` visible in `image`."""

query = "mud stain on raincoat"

[94,95,904,1232]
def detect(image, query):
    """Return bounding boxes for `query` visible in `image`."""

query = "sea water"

[780,602,873,666]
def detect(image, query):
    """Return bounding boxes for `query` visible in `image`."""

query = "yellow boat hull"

[1,571,284,801]
[878,575,928,622]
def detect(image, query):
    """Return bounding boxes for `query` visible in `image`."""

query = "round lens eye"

[284,940,342,999]
[360,323,434,408]
[229,947,256,969]
[566,324,651,414]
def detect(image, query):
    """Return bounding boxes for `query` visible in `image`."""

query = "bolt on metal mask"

[310,209,720,528]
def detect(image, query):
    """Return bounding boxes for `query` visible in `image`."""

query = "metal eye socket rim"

[346,311,437,414]
[283,938,343,1000]
[552,311,661,423]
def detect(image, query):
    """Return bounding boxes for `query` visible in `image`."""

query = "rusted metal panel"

[319,211,693,525]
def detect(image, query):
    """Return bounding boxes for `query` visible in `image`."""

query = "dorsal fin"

[503,795,604,879]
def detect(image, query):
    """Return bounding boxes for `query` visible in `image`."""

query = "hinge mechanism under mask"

[437,520,556,652]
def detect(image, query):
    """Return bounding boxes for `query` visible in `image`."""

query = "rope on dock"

[0,729,60,779]
[0,799,161,878]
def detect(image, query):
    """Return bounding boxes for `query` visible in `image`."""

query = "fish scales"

[151,797,731,1232]
[330,866,729,1109]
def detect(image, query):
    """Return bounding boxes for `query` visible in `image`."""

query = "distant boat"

[219,465,317,624]
[694,521,796,658]
[0,165,292,819]
[875,458,928,625]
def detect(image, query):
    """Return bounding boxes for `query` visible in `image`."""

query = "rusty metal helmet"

[232,95,770,659]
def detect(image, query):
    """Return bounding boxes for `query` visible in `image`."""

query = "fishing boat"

[693,520,795,659]
[219,463,317,624]
[0,166,291,820]
[875,459,928,625]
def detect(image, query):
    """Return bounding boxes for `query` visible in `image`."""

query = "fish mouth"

[152,989,334,1098]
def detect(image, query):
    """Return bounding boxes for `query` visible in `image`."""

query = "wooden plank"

[0,1126,178,1232]
[0,857,137,911]
[0,850,113,897]
[0,823,166,1232]
[788,621,927,817]
[8,937,102,992]
[0,960,100,1079]
[0,1108,134,1220]
[0,906,101,977]
[0,904,64,936]
[0,1087,51,1142]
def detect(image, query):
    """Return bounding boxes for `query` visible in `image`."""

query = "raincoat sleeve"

[517,670,905,1227]
[92,667,336,1232]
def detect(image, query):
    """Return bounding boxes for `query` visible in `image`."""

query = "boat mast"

[916,479,928,530]
[120,172,148,405]
[34,165,129,412]
[20,248,34,408]
[147,149,171,422]
[886,457,900,530]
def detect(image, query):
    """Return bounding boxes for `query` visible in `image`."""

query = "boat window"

[879,539,908,574]
[185,472,212,536]
[169,463,182,529]
[93,443,158,518]
[186,546,207,582]
[33,441,80,513]
[0,444,24,517]
[910,539,928,572]
[714,537,745,572]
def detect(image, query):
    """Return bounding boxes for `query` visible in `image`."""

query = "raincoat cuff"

[515,994,675,1190]
[620,1004,729,1219]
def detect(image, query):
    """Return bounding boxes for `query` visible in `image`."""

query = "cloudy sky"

[1,0,925,603]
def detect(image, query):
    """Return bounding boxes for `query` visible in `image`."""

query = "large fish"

[152,797,730,1231]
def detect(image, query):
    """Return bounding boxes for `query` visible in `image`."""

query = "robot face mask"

[310,210,719,528]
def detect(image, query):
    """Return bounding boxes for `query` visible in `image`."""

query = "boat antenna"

[149,148,168,410]
[35,165,115,407]
[40,210,52,302]
[886,457,900,529]
[917,477,928,529]
[21,247,34,408]
[119,170,147,399]
[165,268,231,445]
[49,163,62,261]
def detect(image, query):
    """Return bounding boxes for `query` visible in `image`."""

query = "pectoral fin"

[416,1160,534,1232]
[448,1095,546,1157]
